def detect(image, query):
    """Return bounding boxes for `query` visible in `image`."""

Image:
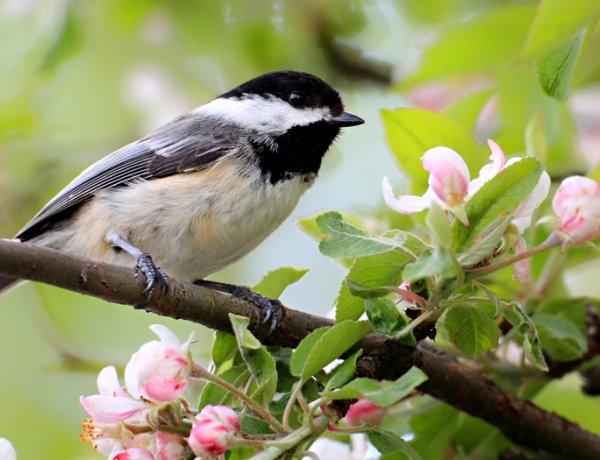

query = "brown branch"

[1,239,600,459]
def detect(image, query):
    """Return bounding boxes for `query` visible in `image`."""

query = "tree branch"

[1,239,599,459]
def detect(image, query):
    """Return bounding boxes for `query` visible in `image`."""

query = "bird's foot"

[137,252,168,300]
[194,280,282,334]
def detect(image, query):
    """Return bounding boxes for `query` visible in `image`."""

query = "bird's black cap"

[220,70,345,114]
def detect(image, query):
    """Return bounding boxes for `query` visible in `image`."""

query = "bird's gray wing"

[17,115,238,240]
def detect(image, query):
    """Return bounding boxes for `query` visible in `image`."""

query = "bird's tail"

[0,275,20,294]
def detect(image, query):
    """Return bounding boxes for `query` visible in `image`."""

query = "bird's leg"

[193,279,282,333]
[106,230,168,299]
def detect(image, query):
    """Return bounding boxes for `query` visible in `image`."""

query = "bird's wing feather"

[17,115,238,240]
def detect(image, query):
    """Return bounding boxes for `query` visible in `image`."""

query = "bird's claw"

[232,286,282,334]
[193,280,282,334]
[137,252,168,300]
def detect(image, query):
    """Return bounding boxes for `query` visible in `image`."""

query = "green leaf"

[337,251,410,321]
[289,327,328,377]
[534,313,587,361]
[443,306,501,356]
[501,302,548,371]
[452,157,543,252]
[403,246,460,283]
[520,0,600,59]
[536,31,585,101]
[410,405,460,460]
[456,215,512,267]
[290,320,372,384]
[324,377,380,400]
[381,108,482,193]
[325,349,363,390]
[230,314,262,350]
[229,315,278,405]
[241,414,272,435]
[346,280,394,299]
[426,201,452,247]
[252,267,308,298]
[317,211,399,257]
[365,298,408,337]
[325,367,428,407]
[211,331,238,369]
[405,4,536,85]
[367,426,424,459]
[364,367,428,407]
[335,281,366,322]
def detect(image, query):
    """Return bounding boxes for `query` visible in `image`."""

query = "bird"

[0,70,364,308]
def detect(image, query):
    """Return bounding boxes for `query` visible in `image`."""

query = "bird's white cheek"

[194,96,330,133]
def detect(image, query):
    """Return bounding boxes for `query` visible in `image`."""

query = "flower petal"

[382,177,431,214]
[80,395,148,424]
[422,146,470,206]
[468,139,505,197]
[149,324,181,348]
[97,366,129,398]
[512,171,550,233]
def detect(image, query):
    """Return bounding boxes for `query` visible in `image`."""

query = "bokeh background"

[1,0,600,458]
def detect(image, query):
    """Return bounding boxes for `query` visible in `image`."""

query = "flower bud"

[344,399,386,426]
[109,448,155,460]
[187,405,240,457]
[552,176,600,244]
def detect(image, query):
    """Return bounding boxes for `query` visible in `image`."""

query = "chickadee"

[0,70,364,298]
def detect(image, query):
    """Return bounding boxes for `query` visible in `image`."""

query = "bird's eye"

[288,91,307,108]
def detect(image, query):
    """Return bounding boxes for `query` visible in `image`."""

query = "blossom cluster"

[383,140,600,281]
[79,325,240,459]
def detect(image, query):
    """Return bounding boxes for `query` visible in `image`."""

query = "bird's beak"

[327,111,365,127]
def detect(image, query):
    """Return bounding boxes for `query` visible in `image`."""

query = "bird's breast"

[67,158,314,280]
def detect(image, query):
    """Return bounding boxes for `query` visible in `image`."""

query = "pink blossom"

[156,432,186,460]
[80,366,149,424]
[467,139,505,197]
[110,447,155,460]
[552,176,600,243]
[343,399,386,427]
[187,405,240,457]
[384,140,550,234]
[125,325,193,403]
[81,417,130,455]
[383,147,470,215]
[0,438,17,460]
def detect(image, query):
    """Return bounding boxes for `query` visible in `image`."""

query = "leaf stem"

[192,364,287,434]
[465,233,562,278]
[396,309,437,338]
[282,381,303,431]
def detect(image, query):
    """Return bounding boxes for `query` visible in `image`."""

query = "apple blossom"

[383,146,470,215]
[0,438,17,460]
[187,405,240,457]
[383,140,550,232]
[343,399,386,426]
[110,447,155,460]
[80,417,131,455]
[80,366,149,424]
[125,325,193,403]
[552,176,600,244]
[156,432,186,460]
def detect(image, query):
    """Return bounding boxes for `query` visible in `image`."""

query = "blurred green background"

[1,0,600,458]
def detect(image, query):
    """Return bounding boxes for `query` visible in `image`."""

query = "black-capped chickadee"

[0,70,364,298]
